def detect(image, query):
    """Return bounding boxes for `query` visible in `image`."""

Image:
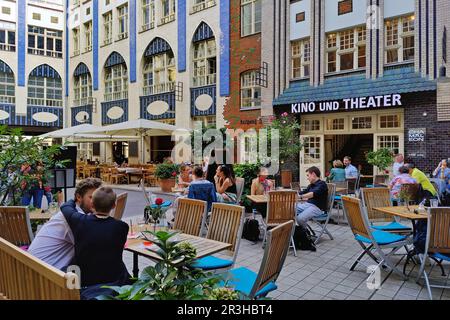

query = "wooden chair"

[110,168,128,184]
[264,190,297,256]
[111,193,128,220]
[361,187,411,234]
[333,180,348,224]
[173,198,207,236]
[100,167,112,183]
[0,206,34,247]
[311,183,336,244]
[0,237,80,300]
[191,203,245,271]
[224,220,294,299]
[417,207,450,300]
[144,167,157,187]
[374,174,388,185]
[290,182,300,191]
[341,196,409,278]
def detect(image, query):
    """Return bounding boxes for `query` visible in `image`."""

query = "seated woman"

[178,164,192,188]
[433,159,450,194]
[389,166,417,199]
[328,160,346,182]
[250,167,274,218]
[214,165,237,203]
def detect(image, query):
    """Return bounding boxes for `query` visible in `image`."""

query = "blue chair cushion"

[223,267,277,298]
[431,252,450,262]
[366,184,374,188]
[191,255,233,270]
[371,221,411,231]
[150,200,171,209]
[334,195,342,201]
[312,213,328,222]
[355,229,407,245]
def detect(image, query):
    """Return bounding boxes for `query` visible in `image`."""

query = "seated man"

[28,178,102,270]
[62,186,131,299]
[188,166,217,212]
[296,166,328,227]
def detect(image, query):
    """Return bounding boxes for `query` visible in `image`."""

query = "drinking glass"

[430,199,439,208]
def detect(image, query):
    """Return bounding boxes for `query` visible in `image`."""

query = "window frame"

[142,50,176,95]
[103,11,113,45]
[141,0,155,31]
[384,15,415,65]
[192,38,217,88]
[104,63,128,101]
[241,0,261,37]
[28,25,63,58]
[240,70,261,110]
[0,71,15,104]
[84,21,92,52]
[117,4,129,40]
[27,75,63,107]
[291,38,311,79]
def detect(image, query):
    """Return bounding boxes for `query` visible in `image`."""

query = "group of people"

[327,156,359,182]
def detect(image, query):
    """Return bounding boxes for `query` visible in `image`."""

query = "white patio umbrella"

[40,124,103,138]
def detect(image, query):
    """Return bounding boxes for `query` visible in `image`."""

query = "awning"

[273,65,437,107]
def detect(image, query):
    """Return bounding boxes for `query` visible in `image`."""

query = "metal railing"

[141,22,155,32]
[46,50,63,58]
[73,96,94,107]
[192,74,216,88]
[0,96,15,104]
[159,14,175,25]
[27,97,63,107]
[104,91,128,102]
[117,32,128,41]
[0,44,15,52]
[103,38,112,46]
[142,82,175,96]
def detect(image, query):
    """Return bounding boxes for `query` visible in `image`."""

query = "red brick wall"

[223,0,263,130]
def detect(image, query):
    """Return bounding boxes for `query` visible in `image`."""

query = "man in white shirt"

[392,153,404,177]
[28,178,102,270]
[344,156,359,179]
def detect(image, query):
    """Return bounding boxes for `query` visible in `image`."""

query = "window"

[72,28,79,55]
[192,39,216,87]
[193,116,215,127]
[352,116,372,129]
[326,26,366,73]
[303,136,321,163]
[51,16,58,24]
[377,135,400,155]
[338,0,352,15]
[0,70,15,104]
[86,7,90,15]
[32,13,41,20]
[28,76,62,107]
[2,7,11,14]
[28,26,63,58]
[291,38,310,78]
[0,29,15,52]
[84,21,92,52]
[160,0,175,25]
[143,51,176,95]
[192,0,216,13]
[73,73,92,106]
[117,4,128,40]
[379,114,400,128]
[240,70,261,109]
[241,0,261,37]
[105,0,110,5]
[385,15,415,64]
[104,64,128,101]
[103,12,112,45]
[141,0,155,31]
[326,118,345,130]
[296,12,305,23]
[303,119,321,131]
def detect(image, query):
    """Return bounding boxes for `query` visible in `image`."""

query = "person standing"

[392,154,404,177]
[343,156,359,179]
[405,161,437,198]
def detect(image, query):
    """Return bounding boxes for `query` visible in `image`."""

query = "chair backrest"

[334,180,349,193]
[235,177,245,203]
[347,176,360,194]
[290,182,300,191]
[112,193,128,220]
[325,183,336,213]
[374,174,388,185]
[0,206,34,247]
[207,203,245,261]
[426,207,450,254]
[400,183,420,203]
[341,196,370,239]
[267,190,297,224]
[188,182,216,212]
[173,198,207,236]
[361,187,392,222]
[249,220,294,299]
[0,237,80,300]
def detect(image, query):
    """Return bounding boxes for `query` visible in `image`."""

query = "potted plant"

[154,162,179,192]
[365,148,394,183]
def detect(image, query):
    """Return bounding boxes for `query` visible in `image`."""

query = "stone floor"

[66,185,450,300]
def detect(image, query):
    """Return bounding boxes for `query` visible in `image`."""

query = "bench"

[0,237,80,300]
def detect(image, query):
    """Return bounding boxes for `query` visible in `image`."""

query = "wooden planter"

[281,169,293,188]
[159,178,176,192]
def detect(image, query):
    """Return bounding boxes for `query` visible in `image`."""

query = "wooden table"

[246,194,302,204]
[373,205,427,220]
[336,187,347,193]
[125,230,232,277]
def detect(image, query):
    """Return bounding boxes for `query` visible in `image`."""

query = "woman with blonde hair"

[328,159,346,182]
[250,167,274,218]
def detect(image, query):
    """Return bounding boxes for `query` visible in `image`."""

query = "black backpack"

[242,218,260,242]
[293,225,316,251]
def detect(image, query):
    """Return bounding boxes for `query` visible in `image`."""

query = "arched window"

[73,63,92,106]
[240,70,261,109]
[0,60,15,104]
[192,22,216,87]
[104,52,128,101]
[27,64,62,107]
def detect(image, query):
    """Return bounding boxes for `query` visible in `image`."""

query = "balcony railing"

[103,38,112,46]
[191,0,216,13]
[73,96,94,107]
[192,74,216,88]
[116,32,128,41]
[0,44,16,52]
[27,98,63,107]
[142,82,175,96]
[46,50,63,58]
[104,91,128,102]
[72,49,80,56]
[159,14,175,25]
[141,22,155,32]
[84,45,92,52]
[0,96,15,104]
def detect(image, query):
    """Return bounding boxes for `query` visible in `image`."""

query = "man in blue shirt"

[344,156,359,179]
[296,166,328,227]
[188,166,217,212]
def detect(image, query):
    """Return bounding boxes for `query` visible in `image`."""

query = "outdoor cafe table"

[125,229,232,277]
[118,167,144,183]
[246,188,347,204]
[373,205,427,220]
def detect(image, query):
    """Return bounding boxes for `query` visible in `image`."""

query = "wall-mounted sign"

[408,128,426,142]
[290,94,402,114]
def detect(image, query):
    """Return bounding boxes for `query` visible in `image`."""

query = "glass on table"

[430,199,439,208]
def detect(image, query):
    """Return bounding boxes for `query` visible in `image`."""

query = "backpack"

[242,218,260,242]
[293,224,317,251]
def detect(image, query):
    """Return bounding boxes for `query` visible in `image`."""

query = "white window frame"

[192,38,216,87]
[0,28,15,52]
[291,38,310,79]
[142,51,176,95]
[159,0,175,25]
[72,27,80,55]
[84,21,92,52]
[241,0,261,37]
[0,71,15,104]
[240,70,261,110]
[28,26,63,58]
[73,73,92,107]
[141,0,155,31]
[117,4,128,40]
[27,75,63,107]
[191,0,216,14]
[384,15,415,65]
[103,12,112,45]
[104,64,128,101]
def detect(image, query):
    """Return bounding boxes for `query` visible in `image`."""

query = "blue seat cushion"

[312,213,328,222]
[431,252,450,262]
[191,255,233,270]
[366,184,374,188]
[355,229,407,245]
[150,200,171,209]
[371,221,411,231]
[222,267,277,298]
[334,195,342,201]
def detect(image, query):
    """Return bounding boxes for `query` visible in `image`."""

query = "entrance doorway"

[112,141,129,165]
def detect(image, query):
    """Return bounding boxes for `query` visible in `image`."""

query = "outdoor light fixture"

[423,112,428,117]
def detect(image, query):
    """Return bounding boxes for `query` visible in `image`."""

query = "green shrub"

[154,162,180,180]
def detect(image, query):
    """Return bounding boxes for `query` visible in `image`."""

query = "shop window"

[326,118,345,130]
[379,115,400,128]
[303,119,321,131]
[352,116,372,129]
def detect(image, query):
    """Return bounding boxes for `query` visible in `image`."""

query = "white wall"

[290,0,311,40]
[27,5,64,30]
[0,1,16,23]
[384,0,415,18]
[325,0,366,32]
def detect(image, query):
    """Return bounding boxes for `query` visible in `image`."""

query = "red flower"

[384,169,390,174]
[172,171,177,177]
[155,198,164,206]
